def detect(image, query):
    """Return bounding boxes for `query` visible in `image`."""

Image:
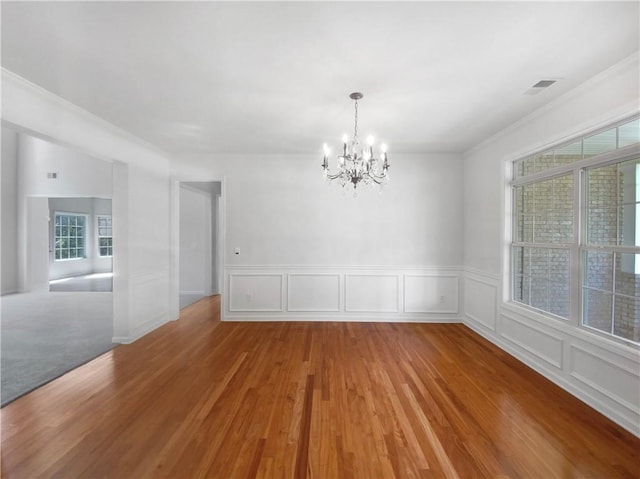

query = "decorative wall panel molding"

[229,274,283,312]
[500,313,563,369]
[345,274,399,313]
[287,274,340,312]
[570,344,639,414]
[117,269,171,344]
[131,270,170,322]
[463,274,498,331]
[224,266,462,322]
[404,274,459,313]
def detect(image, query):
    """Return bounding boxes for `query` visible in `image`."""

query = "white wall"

[179,185,210,296]
[1,128,19,294]
[26,197,50,291]
[176,153,463,267]
[173,152,464,321]
[462,54,640,436]
[17,134,112,198]
[122,164,172,341]
[2,69,173,343]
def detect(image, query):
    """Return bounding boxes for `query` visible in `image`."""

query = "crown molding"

[1,68,171,162]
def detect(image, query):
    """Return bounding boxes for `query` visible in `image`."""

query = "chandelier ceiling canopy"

[322,92,389,192]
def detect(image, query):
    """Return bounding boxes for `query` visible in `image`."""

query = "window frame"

[53,212,88,262]
[509,115,640,345]
[96,214,113,258]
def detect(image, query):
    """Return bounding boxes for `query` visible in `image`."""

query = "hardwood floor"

[2,295,638,478]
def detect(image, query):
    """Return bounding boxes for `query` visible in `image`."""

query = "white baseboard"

[222,314,461,323]
[113,315,170,345]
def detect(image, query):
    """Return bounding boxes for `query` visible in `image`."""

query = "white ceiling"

[2,1,639,156]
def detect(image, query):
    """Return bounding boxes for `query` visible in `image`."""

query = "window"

[55,213,86,260]
[512,175,572,318]
[511,117,639,343]
[583,159,639,340]
[97,215,113,257]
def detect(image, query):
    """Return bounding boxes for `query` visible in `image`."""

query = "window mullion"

[571,168,583,327]
[611,252,617,335]
[527,247,532,305]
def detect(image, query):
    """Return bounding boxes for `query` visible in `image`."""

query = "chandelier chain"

[353,100,359,141]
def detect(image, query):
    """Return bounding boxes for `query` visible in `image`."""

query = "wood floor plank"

[294,374,314,479]
[2,295,639,478]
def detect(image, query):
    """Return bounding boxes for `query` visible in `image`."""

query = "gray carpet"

[1,291,114,406]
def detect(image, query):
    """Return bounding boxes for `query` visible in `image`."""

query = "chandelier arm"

[324,171,344,180]
[368,171,388,180]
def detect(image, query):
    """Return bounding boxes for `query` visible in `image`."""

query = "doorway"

[178,181,221,309]
[0,128,115,405]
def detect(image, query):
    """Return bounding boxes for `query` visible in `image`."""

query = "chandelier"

[322,92,389,191]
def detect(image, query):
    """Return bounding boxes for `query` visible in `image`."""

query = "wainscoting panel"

[345,274,399,313]
[287,274,340,312]
[404,274,459,313]
[570,344,639,415]
[224,266,462,322]
[229,274,283,312]
[464,273,498,331]
[125,269,171,342]
[499,313,563,369]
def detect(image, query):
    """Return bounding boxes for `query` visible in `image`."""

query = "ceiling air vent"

[532,80,557,88]
[524,79,559,95]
